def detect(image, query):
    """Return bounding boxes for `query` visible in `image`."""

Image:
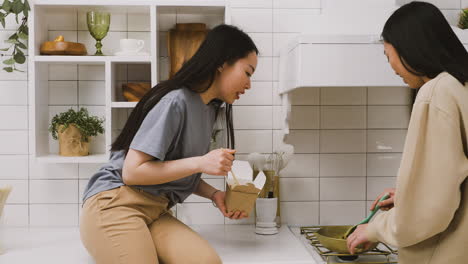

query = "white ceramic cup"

[256,198,278,223]
[120,39,144,53]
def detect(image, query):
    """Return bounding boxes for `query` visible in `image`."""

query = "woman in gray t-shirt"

[80,24,258,264]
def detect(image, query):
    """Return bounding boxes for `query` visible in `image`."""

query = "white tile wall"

[0,1,419,227]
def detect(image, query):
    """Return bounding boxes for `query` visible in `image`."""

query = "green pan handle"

[358,193,391,225]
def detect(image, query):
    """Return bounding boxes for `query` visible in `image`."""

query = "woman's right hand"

[370,188,396,211]
[199,148,236,176]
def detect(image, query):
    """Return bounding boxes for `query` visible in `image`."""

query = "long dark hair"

[382,1,468,85]
[111,24,258,153]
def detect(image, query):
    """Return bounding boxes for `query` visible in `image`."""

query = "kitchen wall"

[0,0,466,227]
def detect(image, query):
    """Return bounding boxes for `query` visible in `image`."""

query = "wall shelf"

[29,1,228,163]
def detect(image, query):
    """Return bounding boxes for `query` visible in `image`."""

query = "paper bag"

[225,160,266,216]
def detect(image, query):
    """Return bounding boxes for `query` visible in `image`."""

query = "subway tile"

[48,64,78,80]
[320,201,366,225]
[29,160,78,179]
[273,33,299,56]
[0,180,28,204]
[234,82,273,106]
[48,31,77,43]
[79,179,89,203]
[0,155,28,180]
[233,106,273,129]
[3,204,28,227]
[367,130,407,153]
[280,130,319,153]
[0,57,27,80]
[289,106,320,129]
[280,178,319,201]
[273,0,321,8]
[368,106,410,129]
[441,10,461,26]
[273,9,321,33]
[79,164,104,179]
[273,82,282,106]
[128,64,151,81]
[0,81,27,105]
[176,203,224,225]
[423,0,460,9]
[159,56,170,81]
[78,81,106,105]
[321,106,366,129]
[281,202,319,226]
[229,0,272,8]
[320,130,366,153]
[0,106,28,129]
[157,13,176,31]
[320,177,366,201]
[30,204,79,227]
[367,177,396,201]
[249,33,273,57]
[78,65,105,81]
[49,81,78,105]
[273,57,279,81]
[158,32,169,57]
[128,12,151,31]
[367,153,402,176]
[77,11,127,31]
[30,180,78,204]
[320,154,366,177]
[279,154,319,178]
[127,32,152,54]
[290,87,320,105]
[463,0,468,8]
[4,13,24,30]
[367,86,412,105]
[46,9,77,30]
[185,179,225,203]
[252,57,273,81]
[0,131,28,154]
[235,130,272,154]
[231,9,273,33]
[321,87,367,105]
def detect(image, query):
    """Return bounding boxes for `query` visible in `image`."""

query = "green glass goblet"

[86,11,110,56]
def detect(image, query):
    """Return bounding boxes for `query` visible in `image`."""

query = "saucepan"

[314,225,379,254]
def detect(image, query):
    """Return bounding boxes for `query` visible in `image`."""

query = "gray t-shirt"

[82,88,218,207]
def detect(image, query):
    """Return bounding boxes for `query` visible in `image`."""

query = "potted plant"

[0,0,30,73]
[49,108,104,156]
[459,8,468,29]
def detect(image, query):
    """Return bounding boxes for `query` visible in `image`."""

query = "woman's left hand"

[346,224,374,254]
[212,191,248,220]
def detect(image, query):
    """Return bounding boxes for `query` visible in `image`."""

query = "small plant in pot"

[459,8,468,29]
[49,108,104,157]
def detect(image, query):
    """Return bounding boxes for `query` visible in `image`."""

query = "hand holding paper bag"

[225,160,266,217]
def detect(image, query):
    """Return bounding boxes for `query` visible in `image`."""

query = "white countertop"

[0,225,316,264]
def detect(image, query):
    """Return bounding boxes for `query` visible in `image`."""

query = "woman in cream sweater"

[346,2,468,263]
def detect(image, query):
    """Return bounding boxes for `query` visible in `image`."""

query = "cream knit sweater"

[366,72,468,264]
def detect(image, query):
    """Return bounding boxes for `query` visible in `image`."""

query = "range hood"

[277,0,468,140]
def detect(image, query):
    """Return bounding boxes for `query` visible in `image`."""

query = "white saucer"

[114,50,150,56]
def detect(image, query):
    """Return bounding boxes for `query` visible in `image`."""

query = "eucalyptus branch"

[0,0,30,73]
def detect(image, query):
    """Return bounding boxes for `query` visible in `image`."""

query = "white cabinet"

[28,0,228,163]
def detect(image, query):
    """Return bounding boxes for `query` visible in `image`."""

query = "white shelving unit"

[28,0,229,163]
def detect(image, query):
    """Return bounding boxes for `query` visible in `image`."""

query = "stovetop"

[289,226,398,264]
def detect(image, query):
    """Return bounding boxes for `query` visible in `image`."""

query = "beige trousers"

[80,185,222,264]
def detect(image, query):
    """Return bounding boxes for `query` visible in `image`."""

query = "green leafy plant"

[49,108,105,142]
[0,0,30,73]
[459,8,468,29]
